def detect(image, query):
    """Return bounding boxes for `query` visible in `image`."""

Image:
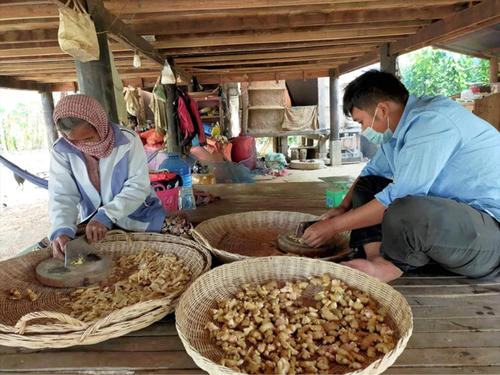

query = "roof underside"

[0,0,499,91]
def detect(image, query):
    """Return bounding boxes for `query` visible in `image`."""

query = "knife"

[64,236,96,267]
[295,220,320,238]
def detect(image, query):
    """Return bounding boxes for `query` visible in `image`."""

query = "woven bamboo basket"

[192,211,352,263]
[0,231,211,349]
[176,256,412,375]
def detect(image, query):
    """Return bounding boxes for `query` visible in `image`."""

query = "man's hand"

[302,219,338,248]
[52,235,71,259]
[319,206,348,220]
[86,220,108,242]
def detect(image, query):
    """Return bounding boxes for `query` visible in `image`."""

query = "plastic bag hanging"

[161,61,176,84]
[133,52,141,68]
[57,0,100,62]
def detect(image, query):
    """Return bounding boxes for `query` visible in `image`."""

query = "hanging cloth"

[149,78,167,136]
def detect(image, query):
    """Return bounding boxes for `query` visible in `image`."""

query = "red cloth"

[53,94,115,192]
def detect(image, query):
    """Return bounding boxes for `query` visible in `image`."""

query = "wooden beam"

[0,29,58,44]
[174,46,375,64]
[335,52,380,75]
[187,61,348,74]
[160,38,397,56]
[380,43,397,75]
[180,55,358,68]
[490,57,499,83]
[0,75,49,91]
[132,7,451,35]
[391,0,500,55]
[156,25,419,49]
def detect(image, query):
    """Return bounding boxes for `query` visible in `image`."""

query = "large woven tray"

[0,232,211,349]
[176,256,413,375]
[192,210,352,263]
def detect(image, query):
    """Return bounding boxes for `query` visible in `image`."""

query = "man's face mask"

[361,106,393,144]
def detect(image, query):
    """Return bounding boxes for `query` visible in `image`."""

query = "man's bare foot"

[340,256,403,283]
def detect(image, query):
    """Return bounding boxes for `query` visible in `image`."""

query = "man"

[303,70,500,282]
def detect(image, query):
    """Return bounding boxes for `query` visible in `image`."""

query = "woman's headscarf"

[53,94,114,159]
[53,94,115,193]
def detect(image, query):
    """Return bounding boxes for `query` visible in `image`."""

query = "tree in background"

[400,47,489,97]
[0,102,46,151]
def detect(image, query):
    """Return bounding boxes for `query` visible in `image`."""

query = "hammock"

[0,154,48,190]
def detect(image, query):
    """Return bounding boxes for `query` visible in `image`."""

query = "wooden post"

[329,69,342,166]
[165,84,181,153]
[74,0,118,123]
[490,58,499,83]
[40,87,58,149]
[380,43,397,76]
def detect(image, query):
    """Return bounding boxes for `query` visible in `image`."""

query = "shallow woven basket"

[0,231,211,349]
[192,211,352,263]
[176,257,413,375]
[289,159,325,170]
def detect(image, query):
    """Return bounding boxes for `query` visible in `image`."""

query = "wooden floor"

[1,182,499,374]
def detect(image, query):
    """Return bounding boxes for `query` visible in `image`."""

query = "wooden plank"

[413,317,500,332]
[184,56,351,68]
[394,347,500,367]
[391,0,500,55]
[133,8,442,35]
[0,29,58,44]
[337,51,380,74]
[385,367,500,374]
[0,351,198,371]
[160,38,400,56]
[0,75,49,91]
[174,46,375,64]
[0,335,184,354]
[394,284,500,297]
[411,304,500,319]
[391,278,500,286]
[407,294,500,306]
[154,25,419,49]
[407,331,500,348]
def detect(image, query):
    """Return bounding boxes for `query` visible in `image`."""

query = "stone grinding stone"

[35,254,112,288]
[277,232,330,257]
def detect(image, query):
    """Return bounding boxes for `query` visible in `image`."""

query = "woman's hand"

[302,219,339,248]
[86,220,108,242]
[319,206,348,220]
[52,235,71,259]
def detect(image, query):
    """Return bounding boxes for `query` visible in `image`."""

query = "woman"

[49,94,166,259]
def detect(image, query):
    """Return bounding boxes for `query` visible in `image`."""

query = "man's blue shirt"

[360,94,500,221]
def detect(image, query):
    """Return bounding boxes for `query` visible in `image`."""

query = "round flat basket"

[176,257,413,375]
[289,159,325,170]
[192,211,352,263]
[0,232,211,349]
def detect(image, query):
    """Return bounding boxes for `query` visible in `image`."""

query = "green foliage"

[0,102,46,151]
[400,47,489,97]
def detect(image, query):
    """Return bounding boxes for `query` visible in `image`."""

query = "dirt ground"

[0,150,364,261]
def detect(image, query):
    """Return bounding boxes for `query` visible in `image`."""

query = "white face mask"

[361,106,393,144]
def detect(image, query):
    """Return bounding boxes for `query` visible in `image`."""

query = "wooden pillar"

[74,0,118,123]
[165,84,181,153]
[40,87,58,148]
[276,136,289,160]
[490,58,499,83]
[329,69,342,166]
[380,43,397,76]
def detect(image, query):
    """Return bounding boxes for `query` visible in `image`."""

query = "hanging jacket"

[48,123,166,241]
[175,88,207,147]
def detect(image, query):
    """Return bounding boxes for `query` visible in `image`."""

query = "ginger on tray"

[206,274,397,374]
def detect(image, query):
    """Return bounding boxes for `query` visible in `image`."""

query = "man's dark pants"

[350,175,500,279]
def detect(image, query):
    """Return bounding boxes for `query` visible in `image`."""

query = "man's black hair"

[343,70,409,117]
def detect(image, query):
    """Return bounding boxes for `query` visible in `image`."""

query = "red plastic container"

[231,133,256,170]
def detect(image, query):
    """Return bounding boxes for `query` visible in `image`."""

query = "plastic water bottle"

[159,153,195,210]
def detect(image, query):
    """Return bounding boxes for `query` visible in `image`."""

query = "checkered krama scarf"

[53,94,114,158]
[53,95,115,192]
